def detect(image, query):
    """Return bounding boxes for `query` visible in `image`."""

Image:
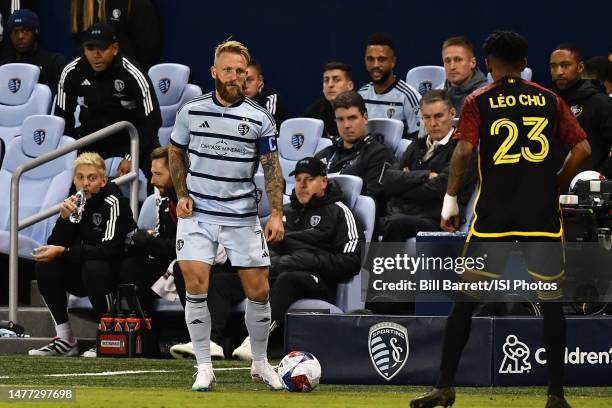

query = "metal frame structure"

[8,121,140,322]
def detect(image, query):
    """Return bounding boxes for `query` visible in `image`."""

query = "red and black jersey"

[455,77,586,238]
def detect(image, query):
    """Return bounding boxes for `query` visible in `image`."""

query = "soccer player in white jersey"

[358,33,421,138]
[168,40,285,392]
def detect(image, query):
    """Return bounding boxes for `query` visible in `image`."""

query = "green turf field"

[0,354,611,407]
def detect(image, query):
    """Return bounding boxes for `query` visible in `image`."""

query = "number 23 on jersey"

[491,117,549,165]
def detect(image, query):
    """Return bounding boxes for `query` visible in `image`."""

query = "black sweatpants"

[436,301,566,397]
[119,255,170,313]
[35,258,118,324]
[382,213,439,242]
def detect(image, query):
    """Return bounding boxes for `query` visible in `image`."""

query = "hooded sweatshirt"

[445,68,488,114]
[555,79,612,173]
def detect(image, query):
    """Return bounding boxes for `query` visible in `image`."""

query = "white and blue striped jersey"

[359,78,421,135]
[170,92,278,226]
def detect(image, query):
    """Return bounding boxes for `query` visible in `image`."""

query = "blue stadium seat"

[315,137,332,153]
[104,156,148,202]
[406,65,446,96]
[367,118,405,159]
[277,118,325,193]
[0,115,75,258]
[0,138,4,169]
[148,63,203,146]
[0,63,52,146]
[138,193,160,230]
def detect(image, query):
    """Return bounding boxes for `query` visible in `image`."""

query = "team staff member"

[244,59,291,128]
[55,23,161,178]
[169,40,284,392]
[29,152,136,358]
[410,31,590,408]
[0,9,68,94]
[550,43,612,174]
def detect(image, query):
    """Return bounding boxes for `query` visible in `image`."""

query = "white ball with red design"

[277,351,321,392]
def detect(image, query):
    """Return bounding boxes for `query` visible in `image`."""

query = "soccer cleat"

[250,360,283,390]
[81,346,97,358]
[28,337,78,357]
[170,341,224,360]
[232,336,252,362]
[192,363,216,392]
[545,395,572,408]
[410,387,456,408]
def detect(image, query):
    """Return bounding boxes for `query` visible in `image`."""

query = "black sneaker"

[410,387,456,408]
[545,395,572,408]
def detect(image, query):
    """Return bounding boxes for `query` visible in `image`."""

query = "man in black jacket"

[0,9,67,94]
[244,59,290,128]
[55,23,162,178]
[550,43,612,174]
[29,152,136,357]
[120,146,178,312]
[315,90,395,216]
[380,90,477,241]
[302,61,355,141]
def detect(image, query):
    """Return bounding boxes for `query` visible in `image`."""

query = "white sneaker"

[81,346,96,358]
[28,337,78,357]
[251,360,283,390]
[192,363,216,392]
[170,341,225,360]
[232,336,252,362]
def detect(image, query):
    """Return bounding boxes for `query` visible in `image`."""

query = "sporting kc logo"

[8,78,21,93]
[238,123,250,136]
[309,215,321,227]
[114,79,125,92]
[368,322,409,381]
[33,129,46,145]
[418,80,433,96]
[92,213,103,226]
[386,107,395,118]
[291,133,304,150]
[176,239,184,251]
[158,78,171,94]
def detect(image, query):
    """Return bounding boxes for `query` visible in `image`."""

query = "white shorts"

[176,218,270,268]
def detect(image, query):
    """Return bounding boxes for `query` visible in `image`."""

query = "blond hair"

[73,152,107,175]
[214,40,250,66]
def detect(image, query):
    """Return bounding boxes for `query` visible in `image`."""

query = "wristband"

[441,194,459,220]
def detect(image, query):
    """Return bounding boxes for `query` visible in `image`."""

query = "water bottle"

[113,313,126,332]
[69,190,87,224]
[100,313,114,332]
[126,312,142,332]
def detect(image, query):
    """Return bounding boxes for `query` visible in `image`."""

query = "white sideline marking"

[44,370,177,377]
[1,367,252,379]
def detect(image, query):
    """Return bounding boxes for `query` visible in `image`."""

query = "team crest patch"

[238,123,250,136]
[309,215,321,227]
[158,78,171,94]
[254,188,263,203]
[368,322,409,381]
[8,78,21,93]
[570,105,583,117]
[92,213,103,226]
[291,133,305,150]
[112,8,121,19]
[418,80,433,96]
[114,79,125,92]
[386,107,396,118]
[176,239,184,251]
[33,129,46,145]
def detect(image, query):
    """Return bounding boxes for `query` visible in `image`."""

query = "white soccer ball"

[277,351,321,392]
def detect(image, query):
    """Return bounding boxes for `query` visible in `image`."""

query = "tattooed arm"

[168,145,192,218]
[260,151,285,243]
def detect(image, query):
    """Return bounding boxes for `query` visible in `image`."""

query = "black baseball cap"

[82,23,117,48]
[288,157,327,177]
